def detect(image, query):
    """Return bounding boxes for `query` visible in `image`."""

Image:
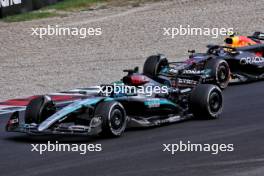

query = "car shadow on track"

[3,118,197,144]
[3,134,106,144]
[229,78,264,87]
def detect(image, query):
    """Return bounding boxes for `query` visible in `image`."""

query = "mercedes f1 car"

[6,68,223,137]
[144,32,264,89]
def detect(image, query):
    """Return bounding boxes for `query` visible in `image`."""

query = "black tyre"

[94,101,127,137]
[190,84,223,119]
[143,54,168,78]
[25,96,56,124]
[205,58,230,89]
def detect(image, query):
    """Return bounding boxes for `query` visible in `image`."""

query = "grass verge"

[44,0,104,11]
[1,0,158,22]
[2,11,59,22]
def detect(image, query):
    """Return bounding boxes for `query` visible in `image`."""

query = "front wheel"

[25,95,56,124]
[94,101,127,137]
[190,84,223,119]
[143,54,168,78]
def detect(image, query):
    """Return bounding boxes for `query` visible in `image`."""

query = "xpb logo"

[0,0,21,8]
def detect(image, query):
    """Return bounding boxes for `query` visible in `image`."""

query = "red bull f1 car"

[144,32,264,89]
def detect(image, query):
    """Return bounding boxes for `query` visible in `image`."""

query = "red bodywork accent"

[0,95,84,107]
[225,36,263,56]
[128,75,149,86]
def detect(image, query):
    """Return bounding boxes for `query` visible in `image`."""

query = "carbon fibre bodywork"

[5,73,200,136]
[156,33,264,86]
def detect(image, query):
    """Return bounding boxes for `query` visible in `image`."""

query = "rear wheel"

[205,58,230,89]
[25,95,56,124]
[190,84,223,119]
[143,54,168,78]
[94,101,127,137]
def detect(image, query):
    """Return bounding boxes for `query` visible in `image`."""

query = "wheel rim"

[209,91,222,113]
[217,64,229,84]
[110,109,125,131]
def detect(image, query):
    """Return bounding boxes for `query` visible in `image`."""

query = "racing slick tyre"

[24,95,56,124]
[190,84,223,119]
[143,54,168,78]
[94,101,127,137]
[205,58,230,89]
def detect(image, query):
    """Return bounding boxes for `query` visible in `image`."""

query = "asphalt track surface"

[0,81,264,176]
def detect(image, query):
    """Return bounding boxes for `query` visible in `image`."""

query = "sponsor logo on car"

[240,56,264,65]
[145,98,161,108]
[182,70,203,74]
[169,68,179,74]
[178,78,198,85]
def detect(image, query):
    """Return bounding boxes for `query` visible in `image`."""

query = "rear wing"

[249,32,264,41]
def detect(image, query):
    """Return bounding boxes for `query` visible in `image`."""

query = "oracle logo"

[240,57,264,65]
[0,0,21,8]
